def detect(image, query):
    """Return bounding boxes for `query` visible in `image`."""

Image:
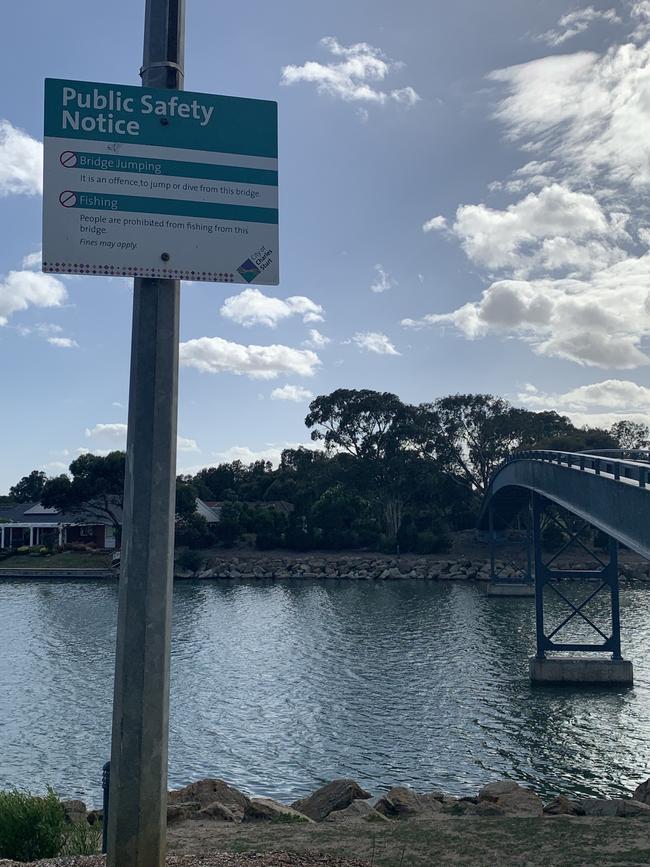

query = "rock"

[61,799,87,823]
[543,795,585,816]
[168,778,250,821]
[374,786,443,819]
[478,781,543,816]
[291,779,371,822]
[167,801,201,824]
[245,797,313,823]
[475,802,506,817]
[192,801,238,822]
[578,798,650,817]
[633,778,650,805]
[324,800,389,823]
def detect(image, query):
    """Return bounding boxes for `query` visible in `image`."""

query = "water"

[1,578,650,806]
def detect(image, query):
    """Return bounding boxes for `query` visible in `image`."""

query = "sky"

[2,0,650,492]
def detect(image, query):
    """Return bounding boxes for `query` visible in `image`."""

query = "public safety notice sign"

[42,79,278,284]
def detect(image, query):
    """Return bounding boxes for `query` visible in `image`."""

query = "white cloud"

[390,86,420,106]
[302,328,331,349]
[422,215,447,233]
[449,184,621,276]
[22,250,42,270]
[0,120,42,196]
[85,423,128,443]
[84,423,199,453]
[180,336,321,379]
[220,287,324,327]
[402,252,650,369]
[517,378,650,429]
[270,384,314,402]
[47,336,78,349]
[0,270,67,325]
[353,331,400,355]
[538,7,621,47]
[281,36,420,109]
[42,461,69,473]
[489,41,650,190]
[177,436,200,453]
[370,263,395,293]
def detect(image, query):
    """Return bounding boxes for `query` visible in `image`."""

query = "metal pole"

[532,493,546,658]
[107,2,184,865]
[609,536,622,660]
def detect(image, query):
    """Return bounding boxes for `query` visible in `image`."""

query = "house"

[0,502,120,550]
[195,499,294,523]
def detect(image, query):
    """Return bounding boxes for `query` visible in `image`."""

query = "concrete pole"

[107,2,184,865]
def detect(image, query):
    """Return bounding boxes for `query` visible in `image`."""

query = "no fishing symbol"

[59,190,77,207]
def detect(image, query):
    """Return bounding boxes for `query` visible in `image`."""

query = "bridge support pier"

[529,493,633,686]
[486,503,535,597]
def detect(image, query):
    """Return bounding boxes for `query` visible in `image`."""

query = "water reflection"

[1,578,650,805]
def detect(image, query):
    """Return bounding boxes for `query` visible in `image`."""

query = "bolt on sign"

[42,79,278,284]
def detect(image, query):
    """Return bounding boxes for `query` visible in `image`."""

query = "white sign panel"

[43,78,279,284]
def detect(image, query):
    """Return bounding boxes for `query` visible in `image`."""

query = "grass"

[170,813,650,867]
[0,551,112,570]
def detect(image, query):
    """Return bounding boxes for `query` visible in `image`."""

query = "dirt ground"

[5,813,650,866]
[166,813,650,867]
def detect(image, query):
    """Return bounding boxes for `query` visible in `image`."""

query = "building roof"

[0,502,119,525]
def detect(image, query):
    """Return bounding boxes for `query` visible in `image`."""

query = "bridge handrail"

[500,449,648,489]
[577,448,650,463]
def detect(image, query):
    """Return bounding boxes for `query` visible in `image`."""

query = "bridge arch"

[479,450,650,560]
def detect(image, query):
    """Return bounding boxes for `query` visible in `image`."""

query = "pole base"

[529,657,633,685]
[487,582,535,597]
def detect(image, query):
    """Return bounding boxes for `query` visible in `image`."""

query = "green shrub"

[415,530,452,554]
[15,546,30,555]
[61,818,102,855]
[38,547,49,555]
[0,787,66,862]
[176,548,204,573]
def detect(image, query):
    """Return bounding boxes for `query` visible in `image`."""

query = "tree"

[423,395,574,494]
[9,470,49,503]
[609,420,650,450]
[41,452,125,536]
[305,388,410,460]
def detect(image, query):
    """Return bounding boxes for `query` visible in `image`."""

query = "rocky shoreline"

[62,774,650,827]
[7,776,650,867]
[176,554,650,583]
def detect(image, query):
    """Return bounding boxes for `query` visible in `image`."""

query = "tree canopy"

[5,389,644,553]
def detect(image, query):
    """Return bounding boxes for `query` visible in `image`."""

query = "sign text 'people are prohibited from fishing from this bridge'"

[42,79,278,284]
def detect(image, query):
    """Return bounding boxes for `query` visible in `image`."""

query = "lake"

[1,578,650,806]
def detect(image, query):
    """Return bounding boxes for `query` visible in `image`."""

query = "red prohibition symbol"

[60,151,77,168]
[59,190,77,208]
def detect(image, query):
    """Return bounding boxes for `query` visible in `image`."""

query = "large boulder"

[478,781,543,816]
[61,799,87,824]
[291,779,371,822]
[633,778,650,805]
[192,801,238,822]
[374,787,443,819]
[168,778,250,822]
[245,798,313,823]
[578,798,650,818]
[166,801,201,824]
[544,795,585,816]
[324,800,389,823]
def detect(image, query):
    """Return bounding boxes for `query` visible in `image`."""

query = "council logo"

[237,258,261,283]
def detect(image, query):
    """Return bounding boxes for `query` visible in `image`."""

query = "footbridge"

[479,450,650,685]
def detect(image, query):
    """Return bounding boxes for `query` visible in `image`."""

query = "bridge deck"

[480,450,650,559]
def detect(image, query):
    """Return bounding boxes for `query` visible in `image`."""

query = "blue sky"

[2,0,650,492]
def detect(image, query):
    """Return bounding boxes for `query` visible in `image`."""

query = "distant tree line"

[7,390,649,554]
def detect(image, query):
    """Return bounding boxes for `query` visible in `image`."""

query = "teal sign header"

[44,78,277,158]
